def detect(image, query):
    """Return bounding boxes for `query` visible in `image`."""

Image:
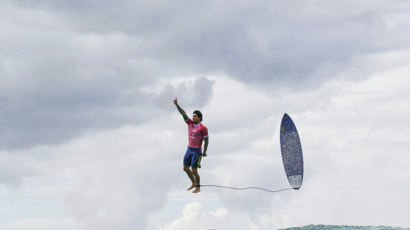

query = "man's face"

[192,113,200,123]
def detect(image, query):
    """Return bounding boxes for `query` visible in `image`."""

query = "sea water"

[281,225,410,230]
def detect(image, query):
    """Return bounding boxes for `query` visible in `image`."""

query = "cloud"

[160,202,229,230]
[152,76,214,110]
[2,0,410,151]
[158,202,291,230]
[0,0,215,149]
[6,0,410,89]
[0,146,56,189]
[1,49,214,150]
[56,120,187,230]
[1,116,185,229]
[0,153,35,188]
[4,218,76,230]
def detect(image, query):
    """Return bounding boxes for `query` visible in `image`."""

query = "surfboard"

[280,113,304,190]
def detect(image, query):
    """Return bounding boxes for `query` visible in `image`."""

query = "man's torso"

[186,118,208,149]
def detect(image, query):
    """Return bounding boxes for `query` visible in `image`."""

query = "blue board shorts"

[183,147,202,168]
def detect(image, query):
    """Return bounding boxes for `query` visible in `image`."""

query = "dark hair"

[193,110,203,121]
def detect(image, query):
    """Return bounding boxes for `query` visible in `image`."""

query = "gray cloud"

[0,75,213,150]
[2,0,409,150]
[1,1,221,150]
[8,0,410,89]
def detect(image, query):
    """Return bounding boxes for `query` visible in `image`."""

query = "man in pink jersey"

[174,97,209,193]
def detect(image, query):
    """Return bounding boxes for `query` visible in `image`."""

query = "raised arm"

[173,97,188,121]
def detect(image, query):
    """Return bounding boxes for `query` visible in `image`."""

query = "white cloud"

[1,115,185,229]
[160,202,229,230]
[4,218,77,230]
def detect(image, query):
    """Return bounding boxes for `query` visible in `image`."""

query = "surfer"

[173,97,209,193]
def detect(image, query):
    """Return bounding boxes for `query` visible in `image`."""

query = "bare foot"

[187,184,196,191]
[192,187,200,193]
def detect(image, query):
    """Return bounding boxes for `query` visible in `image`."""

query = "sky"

[1,0,410,229]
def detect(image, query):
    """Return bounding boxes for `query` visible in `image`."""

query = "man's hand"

[173,97,178,105]
[202,153,207,157]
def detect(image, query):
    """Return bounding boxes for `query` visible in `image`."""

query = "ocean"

[281,225,410,230]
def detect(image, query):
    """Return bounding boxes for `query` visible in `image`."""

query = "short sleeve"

[185,118,193,125]
[202,126,208,138]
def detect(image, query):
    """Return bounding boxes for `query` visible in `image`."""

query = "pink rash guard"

[186,118,208,149]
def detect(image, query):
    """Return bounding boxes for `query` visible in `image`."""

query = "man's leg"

[192,168,200,193]
[183,166,196,190]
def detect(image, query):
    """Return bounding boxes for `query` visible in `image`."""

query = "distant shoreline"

[280,224,410,230]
